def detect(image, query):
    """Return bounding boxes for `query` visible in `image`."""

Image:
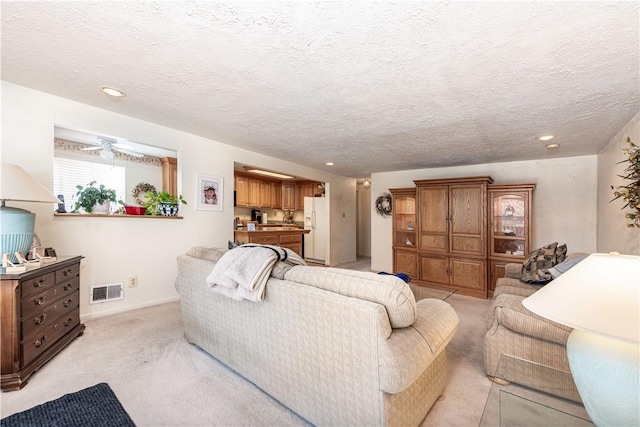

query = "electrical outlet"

[128,276,138,288]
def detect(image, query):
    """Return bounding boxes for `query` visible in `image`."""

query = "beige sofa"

[176,247,459,426]
[484,261,582,402]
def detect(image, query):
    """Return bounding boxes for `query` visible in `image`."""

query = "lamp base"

[567,329,640,427]
[0,206,35,263]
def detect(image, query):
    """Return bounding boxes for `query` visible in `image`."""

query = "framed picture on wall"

[196,173,223,211]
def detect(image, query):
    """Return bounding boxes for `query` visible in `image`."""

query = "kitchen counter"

[234,227,309,256]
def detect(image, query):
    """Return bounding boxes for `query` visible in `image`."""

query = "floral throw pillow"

[521,242,567,284]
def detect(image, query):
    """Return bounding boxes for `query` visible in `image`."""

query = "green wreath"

[375,192,392,217]
[132,182,157,205]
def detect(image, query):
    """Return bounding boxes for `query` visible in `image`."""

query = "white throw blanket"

[206,245,306,302]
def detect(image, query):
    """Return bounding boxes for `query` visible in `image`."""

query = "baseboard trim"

[80,296,181,321]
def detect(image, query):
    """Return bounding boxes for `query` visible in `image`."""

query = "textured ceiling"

[2,1,639,178]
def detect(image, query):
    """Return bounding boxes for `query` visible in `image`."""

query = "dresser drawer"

[22,290,80,340]
[22,308,80,366]
[279,234,302,244]
[21,272,56,298]
[55,264,79,283]
[248,235,279,245]
[21,277,79,317]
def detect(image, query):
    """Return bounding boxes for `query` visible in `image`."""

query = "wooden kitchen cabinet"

[272,183,282,209]
[260,180,272,208]
[235,175,249,207]
[248,178,261,207]
[282,184,296,210]
[295,182,318,210]
[1,256,85,391]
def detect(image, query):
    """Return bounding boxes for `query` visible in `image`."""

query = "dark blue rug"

[1,383,135,427]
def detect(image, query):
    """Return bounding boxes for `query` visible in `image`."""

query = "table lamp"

[523,252,640,427]
[1,164,61,263]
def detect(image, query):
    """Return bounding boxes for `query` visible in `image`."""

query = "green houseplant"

[611,137,640,228]
[72,181,118,213]
[142,191,187,216]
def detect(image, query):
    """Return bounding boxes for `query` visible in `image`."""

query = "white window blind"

[53,157,126,212]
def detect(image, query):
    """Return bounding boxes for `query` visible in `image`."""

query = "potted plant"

[142,191,187,216]
[72,181,118,213]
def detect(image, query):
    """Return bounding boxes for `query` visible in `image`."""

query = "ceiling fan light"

[100,149,115,160]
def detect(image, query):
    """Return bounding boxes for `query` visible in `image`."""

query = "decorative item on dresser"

[1,256,85,391]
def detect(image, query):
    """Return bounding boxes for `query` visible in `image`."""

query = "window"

[53,157,126,212]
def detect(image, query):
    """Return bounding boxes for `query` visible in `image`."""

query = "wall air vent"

[90,282,124,304]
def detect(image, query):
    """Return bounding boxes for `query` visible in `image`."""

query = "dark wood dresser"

[1,256,85,391]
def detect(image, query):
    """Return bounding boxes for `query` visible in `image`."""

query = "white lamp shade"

[1,163,62,204]
[523,253,640,344]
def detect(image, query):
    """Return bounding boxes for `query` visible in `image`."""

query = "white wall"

[357,183,371,257]
[370,156,598,273]
[1,81,356,319]
[597,111,640,255]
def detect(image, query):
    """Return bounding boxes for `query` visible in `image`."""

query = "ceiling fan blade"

[115,148,144,158]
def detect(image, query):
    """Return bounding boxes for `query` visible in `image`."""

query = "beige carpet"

[1,293,493,426]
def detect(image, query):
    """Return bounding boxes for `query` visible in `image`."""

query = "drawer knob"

[64,283,74,291]
[34,296,46,305]
[63,269,73,277]
[34,335,47,348]
[63,298,73,308]
[34,314,47,325]
[33,279,45,288]
[63,318,74,327]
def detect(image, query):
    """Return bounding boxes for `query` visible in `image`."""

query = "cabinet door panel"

[248,179,260,207]
[235,176,249,207]
[419,187,448,232]
[451,258,486,291]
[419,235,448,252]
[450,184,485,256]
[451,236,483,254]
[419,255,449,285]
[394,250,417,279]
[450,185,483,234]
[419,186,449,252]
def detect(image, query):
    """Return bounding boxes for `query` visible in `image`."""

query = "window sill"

[53,213,183,219]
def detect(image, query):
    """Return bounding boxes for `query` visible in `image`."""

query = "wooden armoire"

[413,177,493,298]
[391,176,534,299]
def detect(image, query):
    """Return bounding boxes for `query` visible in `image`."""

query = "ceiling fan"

[81,136,144,159]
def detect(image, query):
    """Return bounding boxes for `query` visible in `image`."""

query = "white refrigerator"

[304,197,328,264]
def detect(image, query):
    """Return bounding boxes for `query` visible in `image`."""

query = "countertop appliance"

[251,209,262,223]
[304,197,328,264]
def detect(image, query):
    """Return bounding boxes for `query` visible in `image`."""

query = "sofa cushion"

[521,242,567,284]
[548,253,588,279]
[185,246,227,263]
[283,266,417,328]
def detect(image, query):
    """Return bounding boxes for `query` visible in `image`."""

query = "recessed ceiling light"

[546,143,560,149]
[326,162,334,166]
[100,86,126,97]
[245,169,295,179]
[539,135,555,141]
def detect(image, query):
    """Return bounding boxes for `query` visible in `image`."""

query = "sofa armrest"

[504,263,523,279]
[486,294,572,346]
[377,299,458,394]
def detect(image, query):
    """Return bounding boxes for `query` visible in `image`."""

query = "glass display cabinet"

[488,184,535,296]
[390,188,417,280]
